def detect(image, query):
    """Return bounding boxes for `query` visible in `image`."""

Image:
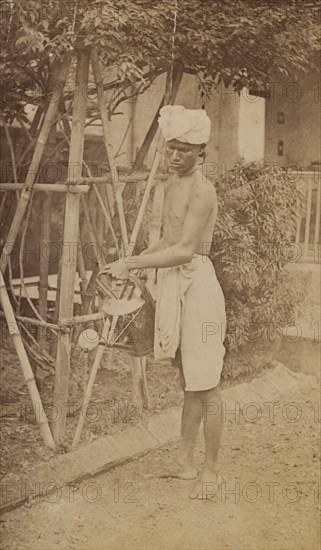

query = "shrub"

[211,161,306,375]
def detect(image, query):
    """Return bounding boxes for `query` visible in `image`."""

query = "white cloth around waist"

[154,255,226,391]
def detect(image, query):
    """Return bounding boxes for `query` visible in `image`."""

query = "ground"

[0,336,181,480]
[0,327,269,481]
[1,378,320,550]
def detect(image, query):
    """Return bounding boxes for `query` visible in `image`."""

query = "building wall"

[238,91,265,162]
[111,70,320,174]
[90,74,244,175]
[264,70,321,169]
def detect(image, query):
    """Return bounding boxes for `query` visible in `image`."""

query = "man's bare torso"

[162,168,217,255]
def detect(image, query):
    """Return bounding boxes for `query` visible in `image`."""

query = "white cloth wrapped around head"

[158,105,211,144]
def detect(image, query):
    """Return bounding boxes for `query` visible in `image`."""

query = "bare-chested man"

[105,105,226,499]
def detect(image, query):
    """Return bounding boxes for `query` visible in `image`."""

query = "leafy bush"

[211,161,306,363]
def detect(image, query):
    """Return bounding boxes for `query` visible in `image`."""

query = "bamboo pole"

[90,50,134,400]
[135,96,165,169]
[80,195,103,267]
[131,356,149,411]
[52,49,90,444]
[0,271,55,448]
[91,48,128,249]
[59,311,104,325]
[129,70,183,409]
[0,183,89,193]
[95,186,104,249]
[70,192,104,349]
[38,121,56,349]
[134,68,183,169]
[99,183,112,238]
[79,262,100,313]
[129,68,183,254]
[0,114,18,184]
[129,134,163,254]
[92,184,119,253]
[314,177,320,245]
[0,310,58,330]
[49,253,63,356]
[30,105,43,137]
[0,53,71,276]
[77,240,88,299]
[0,191,8,220]
[38,192,52,350]
[303,177,313,258]
[72,317,111,448]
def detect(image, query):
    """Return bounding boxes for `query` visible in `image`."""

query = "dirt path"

[1,382,320,550]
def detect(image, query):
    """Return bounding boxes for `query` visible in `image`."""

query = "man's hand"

[102,259,131,280]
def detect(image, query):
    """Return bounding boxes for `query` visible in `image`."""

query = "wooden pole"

[91,48,128,250]
[30,106,43,138]
[72,317,111,448]
[38,121,57,351]
[52,49,90,444]
[38,192,52,351]
[80,195,103,267]
[129,134,163,254]
[0,272,55,449]
[129,70,183,409]
[0,53,71,275]
[92,184,119,252]
[129,68,183,254]
[0,310,58,330]
[77,240,88,298]
[49,253,62,358]
[131,356,149,411]
[135,96,165,169]
[0,183,89,193]
[134,68,183,168]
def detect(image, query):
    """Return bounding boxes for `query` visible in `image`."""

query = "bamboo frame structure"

[91,48,128,250]
[52,49,90,444]
[0,272,55,449]
[0,54,72,275]
[2,47,183,449]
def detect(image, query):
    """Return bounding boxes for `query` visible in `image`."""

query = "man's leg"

[155,350,201,479]
[177,390,202,478]
[190,385,222,499]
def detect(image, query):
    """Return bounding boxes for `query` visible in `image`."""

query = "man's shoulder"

[190,173,216,201]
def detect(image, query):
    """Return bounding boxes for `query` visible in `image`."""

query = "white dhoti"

[154,255,226,391]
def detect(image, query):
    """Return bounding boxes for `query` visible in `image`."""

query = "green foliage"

[212,161,306,352]
[1,1,320,122]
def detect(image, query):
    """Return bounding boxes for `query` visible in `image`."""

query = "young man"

[105,105,226,499]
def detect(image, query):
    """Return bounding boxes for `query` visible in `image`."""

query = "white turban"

[158,105,211,144]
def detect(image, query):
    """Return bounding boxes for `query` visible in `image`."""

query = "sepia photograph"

[0,1,320,549]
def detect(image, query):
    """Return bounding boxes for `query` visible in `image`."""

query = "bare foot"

[189,470,222,500]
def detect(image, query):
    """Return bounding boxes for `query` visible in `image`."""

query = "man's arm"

[139,237,166,256]
[127,186,213,270]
